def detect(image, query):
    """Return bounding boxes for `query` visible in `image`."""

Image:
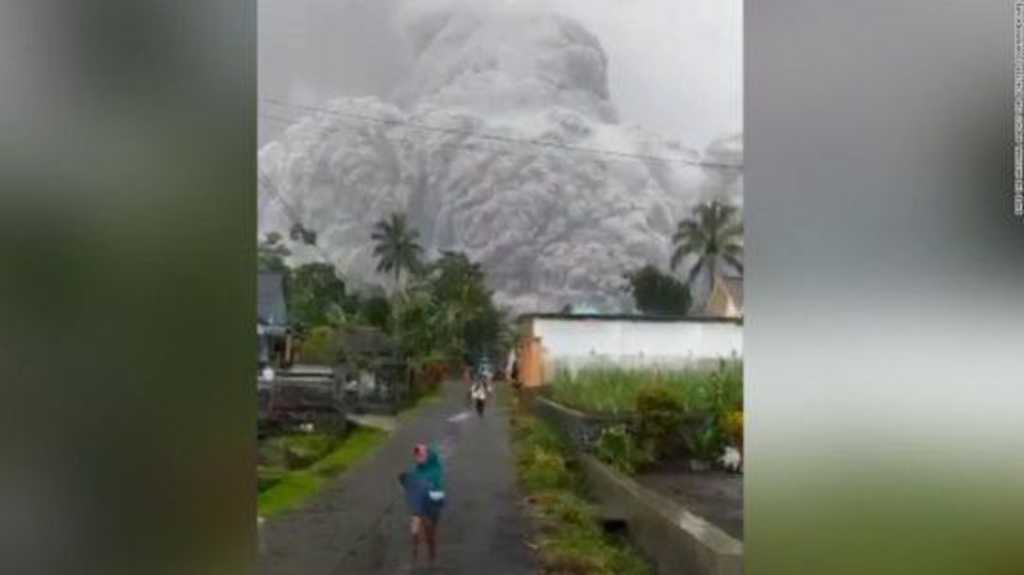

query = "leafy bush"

[509,407,652,575]
[685,423,724,462]
[300,325,344,365]
[634,387,686,460]
[722,409,743,449]
[513,414,565,454]
[521,448,572,491]
[547,363,743,465]
[698,363,743,419]
[287,263,350,327]
[359,295,392,333]
[595,425,653,475]
[624,264,692,316]
[691,364,742,460]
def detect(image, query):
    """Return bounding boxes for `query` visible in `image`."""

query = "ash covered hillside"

[258,6,742,313]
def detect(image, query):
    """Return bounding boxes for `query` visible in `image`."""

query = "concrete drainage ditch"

[534,395,743,575]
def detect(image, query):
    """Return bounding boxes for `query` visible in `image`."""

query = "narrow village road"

[258,380,535,575]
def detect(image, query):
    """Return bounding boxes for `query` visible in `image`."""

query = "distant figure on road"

[398,443,446,566]
[471,380,488,417]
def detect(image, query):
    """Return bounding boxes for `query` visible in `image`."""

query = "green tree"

[426,252,502,363]
[463,303,506,363]
[287,263,349,327]
[394,291,445,368]
[301,325,344,365]
[670,200,743,287]
[359,294,393,333]
[625,265,692,315]
[370,212,423,292]
[258,232,290,273]
[424,251,485,300]
[393,251,505,367]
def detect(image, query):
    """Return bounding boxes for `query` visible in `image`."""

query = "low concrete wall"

[534,395,706,453]
[532,395,741,575]
[533,395,630,451]
[579,454,743,575]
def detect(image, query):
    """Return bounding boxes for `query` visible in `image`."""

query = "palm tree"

[371,212,423,293]
[670,200,743,290]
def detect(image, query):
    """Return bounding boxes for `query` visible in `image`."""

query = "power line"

[257,100,741,270]
[261,110,687,183]
[260,97,742,170]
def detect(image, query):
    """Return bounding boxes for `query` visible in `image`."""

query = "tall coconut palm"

[371,212,423,293]
[670,200,743,290]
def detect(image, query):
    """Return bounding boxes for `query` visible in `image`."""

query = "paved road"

[258,381,535,575]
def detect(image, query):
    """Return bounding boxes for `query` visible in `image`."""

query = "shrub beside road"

[507,390,652,575]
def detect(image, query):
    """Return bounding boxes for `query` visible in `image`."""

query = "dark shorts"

[419,498,443,523]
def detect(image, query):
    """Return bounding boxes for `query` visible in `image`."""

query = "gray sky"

[258,0,742,150]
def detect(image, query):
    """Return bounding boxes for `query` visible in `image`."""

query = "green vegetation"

[594,425,653,475]
[258,232,291,273]
[260,213,509,377]
[670,199,744,285]
[508,397,652,575]
[548,363,742,416]
[259,433,336,472]
[299,325,346,365]
[258,428,388,518]
[390,249,510,370]
[624,265,692,315]
[356,293,393,333]
[371,212,423,290]
[634,387,687,459]
[550,363,743,471]
[287,262,351,328]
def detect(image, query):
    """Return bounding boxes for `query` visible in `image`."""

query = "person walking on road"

[398,443,446,567]
[471,379,488,417]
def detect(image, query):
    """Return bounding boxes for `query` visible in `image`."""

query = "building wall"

[519,318,743,386]
[518,337,544,389]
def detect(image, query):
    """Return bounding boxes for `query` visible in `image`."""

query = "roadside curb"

[579,454,743,575]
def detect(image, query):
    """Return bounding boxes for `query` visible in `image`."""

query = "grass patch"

[259,433,337,470]
[258,427,388,518]
[548,362,742,416]
[505,390,652,575]
[310,428,388,476]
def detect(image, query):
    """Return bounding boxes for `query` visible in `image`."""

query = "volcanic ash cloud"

[259,5,741,312]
